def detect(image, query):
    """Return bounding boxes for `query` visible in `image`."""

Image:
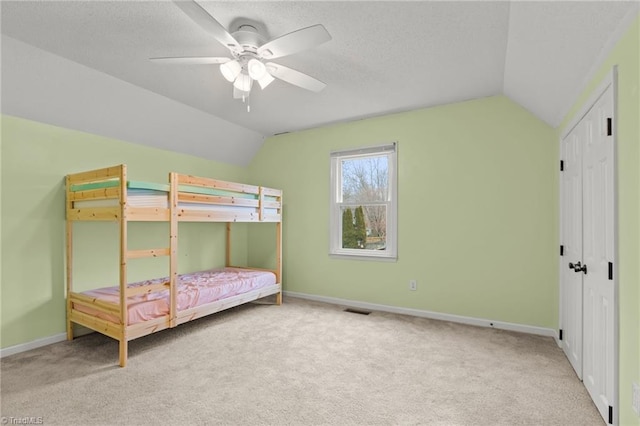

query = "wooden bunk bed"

[65,164,282,367]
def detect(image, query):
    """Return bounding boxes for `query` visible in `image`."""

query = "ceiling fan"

[151,0,332,109]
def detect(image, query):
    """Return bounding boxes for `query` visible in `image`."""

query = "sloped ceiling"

[1,1,637,164]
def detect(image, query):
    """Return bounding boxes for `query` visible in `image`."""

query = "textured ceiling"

[1,1,638,159]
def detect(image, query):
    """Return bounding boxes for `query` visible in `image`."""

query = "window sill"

[329,253,398,262]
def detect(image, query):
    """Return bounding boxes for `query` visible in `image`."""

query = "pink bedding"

[74,267,276,325]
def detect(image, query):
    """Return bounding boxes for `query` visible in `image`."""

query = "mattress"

[71,180,279,214]
[73,267,277,325]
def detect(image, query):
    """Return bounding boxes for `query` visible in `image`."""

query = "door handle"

[570,261,587,274]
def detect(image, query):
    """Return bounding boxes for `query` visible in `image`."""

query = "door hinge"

[560,245,564,256]
[608,262,613,280]
[560,160,564,171]
[559,329,563,341]
[607,118,612,136]
[608,405,613,424]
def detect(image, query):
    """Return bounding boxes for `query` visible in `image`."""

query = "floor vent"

[344,308,371,315]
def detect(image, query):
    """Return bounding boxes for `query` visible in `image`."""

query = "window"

[330,143,397,260]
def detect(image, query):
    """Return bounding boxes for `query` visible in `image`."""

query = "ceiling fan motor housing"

[232,24,266,54]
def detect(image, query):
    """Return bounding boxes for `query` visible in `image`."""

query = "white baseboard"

[0,332,67,358]
[1,294,559,358]
[285,291,557,338]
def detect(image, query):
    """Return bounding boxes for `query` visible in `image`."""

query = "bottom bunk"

[67,267,281,366]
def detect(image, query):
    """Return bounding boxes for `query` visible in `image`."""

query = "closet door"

[560,76,616,424]
[561,122,584,378]
[581,87,615,423]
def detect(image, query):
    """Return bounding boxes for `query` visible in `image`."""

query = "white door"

[581,86,616,424]
[560,77,617,424]
[561,125,583,379]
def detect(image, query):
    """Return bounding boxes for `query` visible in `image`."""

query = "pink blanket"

[74,267,276,325]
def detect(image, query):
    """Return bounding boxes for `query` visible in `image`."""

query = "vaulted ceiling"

[1,1,637,164]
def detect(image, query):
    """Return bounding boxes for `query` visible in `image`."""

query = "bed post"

[119,165,128,367]
[169,172,178,329]
[225,222,232,267]
[65,175,74,340]
[119,340,128,368]
[275,220,283,305]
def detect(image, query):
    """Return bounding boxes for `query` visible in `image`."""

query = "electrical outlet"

[633,382,640,416]
[409,280,417,291]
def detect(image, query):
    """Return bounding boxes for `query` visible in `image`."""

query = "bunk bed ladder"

[115,171,176,366]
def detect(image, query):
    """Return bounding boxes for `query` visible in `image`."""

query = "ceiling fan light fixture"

[247,58,267,80]
[233,72,253,92]
[220,60,241,82]
[257,72,275,89]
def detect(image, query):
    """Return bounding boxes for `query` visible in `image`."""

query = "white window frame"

[329,142,397,261]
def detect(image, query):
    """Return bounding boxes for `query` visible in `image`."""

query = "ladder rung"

[127,248,170,259]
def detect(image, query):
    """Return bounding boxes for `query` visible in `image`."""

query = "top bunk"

[66,164,282,223]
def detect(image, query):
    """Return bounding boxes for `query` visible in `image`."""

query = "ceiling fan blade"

[258,24,331,60]
[150,56,230,65]
[265,62,326,93]
[172,0,239,50]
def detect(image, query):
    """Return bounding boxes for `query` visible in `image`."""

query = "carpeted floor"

[0,297,602,425]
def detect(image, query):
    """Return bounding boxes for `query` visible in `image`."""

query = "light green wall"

[249,95,558,329]
[0,115,3,344]
[558,15,640,426]
[0,115,249,348]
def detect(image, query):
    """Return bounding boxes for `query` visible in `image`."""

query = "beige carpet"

[1,297,602,425]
